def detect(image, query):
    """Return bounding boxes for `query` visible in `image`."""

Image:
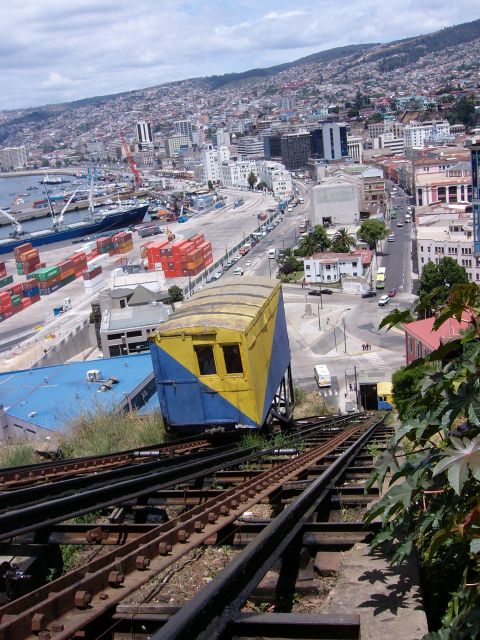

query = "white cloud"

[0,0,478,109]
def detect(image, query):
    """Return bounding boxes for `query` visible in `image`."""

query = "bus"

[314,365,332,388]
[376,268,386,290]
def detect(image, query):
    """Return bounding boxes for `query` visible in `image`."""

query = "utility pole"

[354,365,359,408]
[343,321,347,353]
[333,326,337,351]
[317,302,321,330]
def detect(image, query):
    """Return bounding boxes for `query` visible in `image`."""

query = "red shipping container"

[2,308,16,319]
[30,294,41,303]
[11,284,23,295]
[58,259,74,272]
[14,243,33,259]
[22,280,38,291]
[21,297,33,308]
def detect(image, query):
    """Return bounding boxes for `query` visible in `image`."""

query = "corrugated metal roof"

[158,276,279,334]
[0,354,154,432]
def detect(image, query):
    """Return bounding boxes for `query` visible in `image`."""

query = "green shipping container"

[60,274,76,286]
[0,275,13,288]
[11,294,22,306]
[32,266,61,282]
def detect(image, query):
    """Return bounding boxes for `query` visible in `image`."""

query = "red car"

[388,288,397,297]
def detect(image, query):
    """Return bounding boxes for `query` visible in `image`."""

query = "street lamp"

[317,302,321,330]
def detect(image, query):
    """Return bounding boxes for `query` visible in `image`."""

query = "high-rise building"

[165,134,190,157]
[263,134,282,160]
[471,140,480,255]
[211,129,231,148]
[280,132,311,170]
[174,120,194,142]
[135,122,153,149]
[310,123,348,161]
[236,136,264,159]
[0,145,27,170]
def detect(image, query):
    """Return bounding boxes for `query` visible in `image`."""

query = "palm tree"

[332,228,356,251]
[295,236,320,257]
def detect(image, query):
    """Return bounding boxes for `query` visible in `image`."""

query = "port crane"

[119,133,142,189]
[43,186,80,229]
[0,207,24,238]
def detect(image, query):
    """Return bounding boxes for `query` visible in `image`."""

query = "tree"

[391,363,430,420]
[331,228,356,253]
[168,285,184,303]
[417,257,469,309]
[367,285,480,638]
[357,219,389,250]
[277,249,302,276]
[256,181,268,191]
[207,180,214,191]
[310,225,331,251]
[294,225,331,257]
[247,171,257,190]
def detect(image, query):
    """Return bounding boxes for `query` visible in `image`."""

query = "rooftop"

[403,313,472,351]
[0,354,154,432]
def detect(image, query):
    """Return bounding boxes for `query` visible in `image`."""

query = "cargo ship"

[0,182,148,255]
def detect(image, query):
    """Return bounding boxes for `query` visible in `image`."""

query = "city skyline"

[1,0,479,110]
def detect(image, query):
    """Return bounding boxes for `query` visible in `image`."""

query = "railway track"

[0,412,392,640]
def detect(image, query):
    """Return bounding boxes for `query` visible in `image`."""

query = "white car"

[245,260,251,266]
[388,234,395,242]
[378,295,390,306]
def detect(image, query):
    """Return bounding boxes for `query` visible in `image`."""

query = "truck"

[299,219,309,233]
[239,243,251,256]
[53,297,72,316]
[298,196,304,204]
[268,248,277,259]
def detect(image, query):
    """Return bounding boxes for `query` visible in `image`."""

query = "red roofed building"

[403,313,471,364]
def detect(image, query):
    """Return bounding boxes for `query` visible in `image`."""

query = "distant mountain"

[349,18,480,73]
[205,44,378,90]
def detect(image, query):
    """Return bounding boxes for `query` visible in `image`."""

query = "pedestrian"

[349,383,353,391]
[362,343,365,351]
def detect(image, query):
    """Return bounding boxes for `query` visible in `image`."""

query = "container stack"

[57,258,76,288]
[96,236,114,255]
[0,261,13,288]
[14,243,42,276]
[144,234,213,278]
[112,231,133,254]
[83,263,104,293]
[0,280,40,322]
[32,266,62,295]
[72,252,87,277]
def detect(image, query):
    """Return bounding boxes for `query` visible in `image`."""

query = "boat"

[40,174,69,185]
[0,179,148,255]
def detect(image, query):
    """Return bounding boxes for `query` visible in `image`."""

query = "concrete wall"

[34,319,97,368]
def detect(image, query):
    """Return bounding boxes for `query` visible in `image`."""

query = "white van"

[268,248,276,259]
[314,365,332,388]
[233,267,244,276]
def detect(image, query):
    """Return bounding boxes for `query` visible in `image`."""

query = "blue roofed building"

[0,353,158,440]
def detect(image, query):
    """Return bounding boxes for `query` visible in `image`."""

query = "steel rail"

[151,415,385,640]
[0,417,373,640]
[0,435,212,490]
[0,415,357,538]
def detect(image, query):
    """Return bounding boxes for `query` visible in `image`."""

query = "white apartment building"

[220,159,257,188]
[347,136,363,162]
[202,144,230,184]
[416,214,478,283]
[304,250,373,284]
[255,161,293,198]
[236,136,264,158]
[212,129,231,148]
[173,120,194,142]
[165,134,190,157]
[404,120,451,148]
[0,145,27,170]
[414,160,471,207]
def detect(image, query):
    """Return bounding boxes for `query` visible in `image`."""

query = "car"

[245,260,251,266]
[388,234,395,242]
[361,290,377,299]
[397,221,404,227]
[308,288,333,296]
[212,272,223,280]
[233,267,244,276]
[388,288,397,297]
[378,295,390,306]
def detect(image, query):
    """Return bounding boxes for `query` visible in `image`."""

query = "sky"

[1,0,479,111]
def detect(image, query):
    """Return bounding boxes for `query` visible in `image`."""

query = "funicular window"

[222,344,243,374]
[194,345,217,375]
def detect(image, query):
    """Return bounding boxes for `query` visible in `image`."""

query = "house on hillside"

[403,313,471,365]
